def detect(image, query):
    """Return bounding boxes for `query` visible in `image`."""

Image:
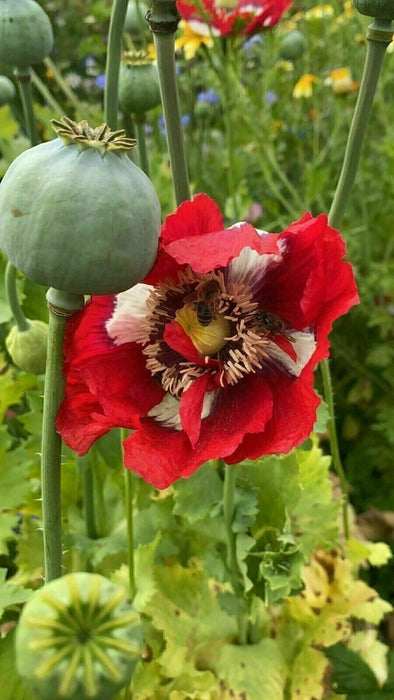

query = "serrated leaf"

[0,628,36,700]
[0,512,20,555]
[325,643,380,695]
[0,569,32,619]
[214,638,286,700]
[133,533,161,612]
[232,475,259,534]
[173,462,222,523]
[0,361,37,422]
[0,428,33,510]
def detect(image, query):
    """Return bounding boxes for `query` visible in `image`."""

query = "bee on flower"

[57,194,358,489]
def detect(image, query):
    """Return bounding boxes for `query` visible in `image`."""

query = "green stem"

[222,460,248,644]
[43,56,80,109]
[135,116,150,176]
[121,428,136,599]
[41,289,84,581]
[104,0,129,129]
[80,458,99,540]
[5,262,29,331]
[328,19,392,229]
[30,68,64,116]
[13,67,39,146]
[321,360,349,540]
[152,31,190,204]
[321,18,392,541]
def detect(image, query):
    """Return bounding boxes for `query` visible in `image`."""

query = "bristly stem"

[222,460,248,644]
[121,428,136,599]
[5,262,29,332]
[14,67,39,146]
[322,18,392,541]
[41,289,84,581]
[104,0,129,129]
[147,0,190,205]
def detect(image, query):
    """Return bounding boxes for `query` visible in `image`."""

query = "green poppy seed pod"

[15,572,142,700]
[279,31,307,60]
[0,117,161,295]
[0,0,53,68]
[353,0,394,18]
[0,75,16,106]
[124,1,150,42]
[119,51,161,116]
[6,319,48,374]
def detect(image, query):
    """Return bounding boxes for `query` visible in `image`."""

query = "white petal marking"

[148,390,217,431]
[266,331,316,377]
[226,234,286,292]
[106,284,153,346]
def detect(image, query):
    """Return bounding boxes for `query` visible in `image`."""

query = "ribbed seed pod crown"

[0,0,53,67]
[15,572,142,700]
[0,117,161,295]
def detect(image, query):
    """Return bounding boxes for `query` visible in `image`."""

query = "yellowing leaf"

[290,645,328,700]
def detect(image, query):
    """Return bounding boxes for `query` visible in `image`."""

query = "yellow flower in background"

[175,21,214,60]
[305,4,334,20]
[325,67,359,95]
[293,73,319,98]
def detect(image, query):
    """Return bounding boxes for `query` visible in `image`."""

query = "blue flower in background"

[159,114,190,136]
[265,91,278,104]
[243,35,263,53]
[95,74,106,90]
[197,89,220,105]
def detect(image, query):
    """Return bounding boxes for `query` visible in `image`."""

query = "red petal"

[165,223,279,274]
[179,373,212,447]
[161,193,224,245]
[63,296,115,369]
[123,374,273,488]
[163,320,202,363]
[227,368,320,463]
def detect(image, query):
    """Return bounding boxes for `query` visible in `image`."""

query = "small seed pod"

[15,572,142,700]
[0,117,161,295]
[353,0,394,18]
[0,0,53,68]
[279,31,307,60]
[119,51,161,116]
[124,1,150,43]
[0,75,16,106]
[6,319,48,374]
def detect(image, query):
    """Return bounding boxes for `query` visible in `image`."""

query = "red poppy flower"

[57,194,358,489]
[176,0,293,38]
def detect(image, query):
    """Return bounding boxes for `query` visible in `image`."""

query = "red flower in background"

[57,194,358,489]
[176,0,293,38]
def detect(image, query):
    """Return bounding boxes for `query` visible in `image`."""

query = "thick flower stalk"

[57,195,358,489]
[176,0,293,37]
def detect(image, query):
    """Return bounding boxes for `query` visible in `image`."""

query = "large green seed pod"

[119,51,161,116]
[279,31,307,60]
[0,75,16,106]
[15,572,142,700]
[0,0,53,68]
[0,117,161,295]
[6,319,48,374]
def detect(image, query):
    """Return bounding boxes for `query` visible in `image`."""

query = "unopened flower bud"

[279,31,307,60]
[6,320,48,374]
[15,572,142,700]
[353,0,394,18]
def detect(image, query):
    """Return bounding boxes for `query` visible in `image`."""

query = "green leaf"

[133,533,161,612]
[325,643,380,695]
[0,512,20,555]
[0,428,33,510]
[0,628,36,700]
[0,569,32,619]
[173,462,222,522]
[214,638,286,700]
[0,360,37,422]
[232,475,259,534]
